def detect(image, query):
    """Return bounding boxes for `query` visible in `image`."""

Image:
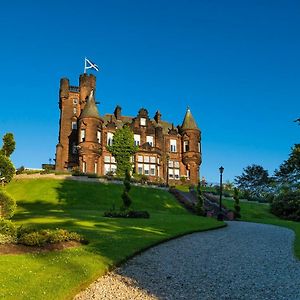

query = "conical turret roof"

[181,107,199,130]
[80,90,100,119]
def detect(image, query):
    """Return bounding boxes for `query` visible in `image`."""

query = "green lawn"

[0,179,224,300]
[223,199,300,259]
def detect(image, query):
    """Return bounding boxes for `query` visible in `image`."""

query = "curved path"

[75,222,300,300]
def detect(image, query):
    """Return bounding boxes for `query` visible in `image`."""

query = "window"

[169,160,180,179]
[97,131,101,143]
[104,156,116,174]
[150,165,156,175]
[170,139,177,152]
[80,129,85,142]
[134,134,140,146]
[144,164,149,175]
[146,136,154,147]
[82,162,86,173]
[73,98,78,105]
[107,132,114,146]
[138,155,143,162]
[150,156,156,163]
[198,142,201,153]
[73,108,77,115]
[140,118,146,126]
[72,143,77,154]
[138,163,143,174]
[187,170,190,179]
[94,162,98,174]
[72,121,77,130]
[144,156,149,163]
[184,141,189,152]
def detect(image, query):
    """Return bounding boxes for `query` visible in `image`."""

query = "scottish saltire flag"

[84,57,99,73]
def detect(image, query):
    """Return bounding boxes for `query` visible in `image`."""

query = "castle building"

[55,73,202,185]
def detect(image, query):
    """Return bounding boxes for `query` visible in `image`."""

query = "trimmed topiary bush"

[0,190,16,219]
[0,154,15,184]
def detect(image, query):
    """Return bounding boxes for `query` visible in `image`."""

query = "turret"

[78,90,102,174]
[79,73,96,109]
[181,107,201,184]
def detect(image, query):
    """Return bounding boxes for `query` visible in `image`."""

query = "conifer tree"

[233,187,241,219]
[0,133,16,158]
[196,181,205,216]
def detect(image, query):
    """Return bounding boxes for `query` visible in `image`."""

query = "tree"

[233,188,241,218]
[0,154,15,184]
[107,126,138,177]
[234,164,270,199]
[274,144,300,189]
[0,190,16,219]
[0,133,16,157]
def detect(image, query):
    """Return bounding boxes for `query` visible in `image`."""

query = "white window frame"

[184,141,189,152]
[80,129,85,142]
[134,134,140,146]
[146,136,154,147]
[170,139,177,152]
[107,132,114,146]
[94,162,98,174]
[97,131,101,143]
[82,161,86,173]
[140,118,146,126]
[72,121,77,130]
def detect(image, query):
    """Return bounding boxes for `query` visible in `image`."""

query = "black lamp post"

[218,166,224,221]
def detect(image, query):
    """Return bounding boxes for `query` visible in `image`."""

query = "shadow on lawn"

[13,179,172,258]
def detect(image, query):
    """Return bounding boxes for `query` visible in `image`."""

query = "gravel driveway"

[75,222,300,300]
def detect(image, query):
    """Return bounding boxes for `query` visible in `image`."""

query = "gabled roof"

[181,107,199,130]
[80,90,100,119]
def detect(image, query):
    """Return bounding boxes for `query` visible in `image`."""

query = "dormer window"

[140,118,146,126]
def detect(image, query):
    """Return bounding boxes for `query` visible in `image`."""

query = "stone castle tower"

[55,73,202,185]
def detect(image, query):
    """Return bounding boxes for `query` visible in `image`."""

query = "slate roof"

[181,108,198,130]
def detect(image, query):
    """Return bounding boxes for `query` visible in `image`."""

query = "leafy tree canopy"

[0,133,16,158]
[275,144,300,188]
[234,164,270,198]
[107,126,138,177]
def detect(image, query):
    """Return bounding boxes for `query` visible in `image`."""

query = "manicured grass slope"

[1,179,224,300]
[223,199,300,259]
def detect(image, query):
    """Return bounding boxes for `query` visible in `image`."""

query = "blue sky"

[0,0,299,182]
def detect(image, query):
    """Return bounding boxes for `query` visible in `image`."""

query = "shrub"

[0,218,17,237]
[18,228,84,246]
[270,190,300,222]
[104,210,150,219]
[16,166,25,175]
[0,190,16,219]
[72,167,85,176]
[0,233,16,244]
